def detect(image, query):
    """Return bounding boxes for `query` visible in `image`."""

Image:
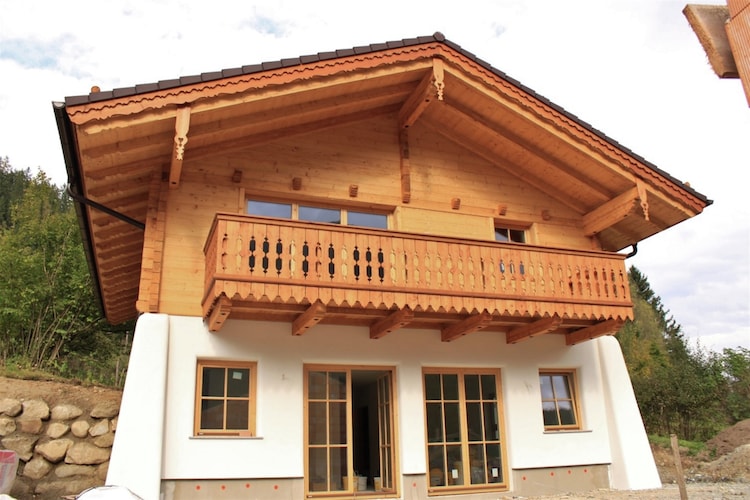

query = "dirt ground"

[1,377,748,499]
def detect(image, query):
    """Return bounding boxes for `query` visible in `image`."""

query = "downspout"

[65,185,145,230]
[625,243,638,259]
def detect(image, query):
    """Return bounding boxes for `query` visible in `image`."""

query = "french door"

[305,366,396,496]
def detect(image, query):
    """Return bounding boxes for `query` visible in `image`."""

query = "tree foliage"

[0,159,131,386]
[618,266,750,441]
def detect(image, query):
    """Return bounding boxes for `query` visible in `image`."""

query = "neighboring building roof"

[53,32,711,324]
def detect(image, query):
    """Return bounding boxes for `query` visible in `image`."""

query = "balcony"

[202,214,633,344]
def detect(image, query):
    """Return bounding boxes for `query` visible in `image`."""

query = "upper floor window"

[194,360,257,437]
[539,370,580,431]
[247,199,388,229]
[494,226,526,243]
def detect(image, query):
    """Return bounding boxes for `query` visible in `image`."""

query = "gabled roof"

[54,32,711,324]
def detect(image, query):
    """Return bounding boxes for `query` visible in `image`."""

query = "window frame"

[247,198,391,230]
[194,359,257,437]
[493,224,527,244]
[539,369,582,431]
[422,367,509,495]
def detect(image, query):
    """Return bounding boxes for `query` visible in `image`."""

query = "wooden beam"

[582,187,640,236]
[683,4,738,78]
[169,106,191,189]
[398,58,445,129]
[292,301,326,336]
[370,308,414,339]
[399,130,411,204]
[441,312,492,342]
[207,294,233,333]
[565,319,625,345]
[506,315,562,344]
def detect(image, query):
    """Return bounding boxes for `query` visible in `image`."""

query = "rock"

[111,416,118,432]
[51,404,83,421]
[1,434,39,461]
[93,431,115,448]
[90,401,119,419]
[71,420,90,438]
[0,398,22,417]
[47,421,70,439]
[34,477,100,497]
[65,442,111,465]
[23,456,53,480]
[0,415,17,436]
[55,463,97,478]
[16,417,44,434]
[21,399,50,420]
[36,438,73,463]
[96,461,109,480]
[88,419,110,437]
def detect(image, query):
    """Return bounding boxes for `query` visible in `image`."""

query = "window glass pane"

[466,402,483,441]
[558,401,577,425]
[227,368,249,397]
[552,375,571,399]
[483,402,499,440]
[309,402,327,445]
[202,367,225,397]
[481,374,496,400]
[464,374,480,400]
[494,228,509,242]
[469,443,486,484]
[443,374,459,400]
[485,443,503,483]
[330,447,347,491]
[542,401,559,426]
[539,375,553,399]
[309,371,327,400]
[200,400,224,429]
[226,400,249,429]
[248,200,292,218]
[428,445,446,486]
[328,372,347,399]
[300,205,340,224]
[444,402,461,442]
[426,402,444,443]
[309,448,328,491]
[348,211,387,229]
[425,374,442,400]
[446,445,464,486]
[510,229,526,243]
[329,402,347,445]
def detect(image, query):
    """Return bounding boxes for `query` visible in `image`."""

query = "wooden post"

[670,434,688,500]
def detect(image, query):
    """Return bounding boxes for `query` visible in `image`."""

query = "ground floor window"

[304,366,397,496]
[194,360,257,436]
[423,368,508,493]
[539,370,581,430]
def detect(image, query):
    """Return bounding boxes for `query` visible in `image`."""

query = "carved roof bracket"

[636,178,650,221]
[398,57,445,129]
[169,106,191,189]
[582,187,641,236]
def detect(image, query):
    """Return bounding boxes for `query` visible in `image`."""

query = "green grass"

[648,434,705,456]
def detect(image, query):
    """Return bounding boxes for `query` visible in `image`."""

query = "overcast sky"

[1,0,747,352]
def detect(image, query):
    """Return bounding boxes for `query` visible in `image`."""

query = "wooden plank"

[565,318,624,345]
[291,300,326,336]
[370,308,414,339]
[505,315,563,344]
[207,294,233,332]
[582,187,640,236]
[441,311,492,342]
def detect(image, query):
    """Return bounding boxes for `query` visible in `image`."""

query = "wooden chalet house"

[54,33,710,499]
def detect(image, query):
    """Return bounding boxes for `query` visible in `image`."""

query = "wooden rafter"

[292,301,326,336]
[505,315,562,344]
[582,187,640,236]
[370,308,414,339]
[441,312,492,342]
[207,294,233,333]
[398,58,445,129]
[169,106,191,189]
[565,319,624,345]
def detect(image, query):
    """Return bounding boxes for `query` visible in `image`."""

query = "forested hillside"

[0,157,747,441]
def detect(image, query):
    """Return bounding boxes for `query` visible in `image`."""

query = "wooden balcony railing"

[202,214,633,339]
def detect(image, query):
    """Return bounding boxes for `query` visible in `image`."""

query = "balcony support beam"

[441,311,492,342]
[292,300,326,336]
[565,318,624,345]
[506,315,562,344]
[370,308,414,339]
[207,294,232,333]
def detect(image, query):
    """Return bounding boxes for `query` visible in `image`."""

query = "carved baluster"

[413,252,420,285]
[366,247,373,282]
[467,254,475,290]
[446,252,454,288]
[390,248,397,283]
[236,233,243,272]
[248,236,256,274]
[353,246,360,281]
[403,250,409,284]
[435,253,443,287]
[340,244,348,281]
[378,248,385,283]
[289,240,297,277]
[593,267,600,297]
[315,242,322,279]
[220,232,228,271]
[328,243,335,280]
[424,252,432,286]
[275,238,283,276]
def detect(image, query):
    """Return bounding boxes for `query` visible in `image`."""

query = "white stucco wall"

[112,313,659,493]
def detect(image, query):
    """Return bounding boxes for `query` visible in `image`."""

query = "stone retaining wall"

[0,396,119,499]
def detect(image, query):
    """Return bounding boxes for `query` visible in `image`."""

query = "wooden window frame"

[246,198,391,229]
[194,359,257,437]
[493,224,527,244]
[539,370,582,431]
[422,367,509,495]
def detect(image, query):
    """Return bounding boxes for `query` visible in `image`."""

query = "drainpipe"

[625,243,638,258]
[65,184,145,231]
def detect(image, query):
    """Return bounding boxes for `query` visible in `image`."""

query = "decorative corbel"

[636,179,650,221]
[169,106,191,189]
[398,58,445,129]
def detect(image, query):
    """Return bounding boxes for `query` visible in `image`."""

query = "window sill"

[543,429,592,434]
